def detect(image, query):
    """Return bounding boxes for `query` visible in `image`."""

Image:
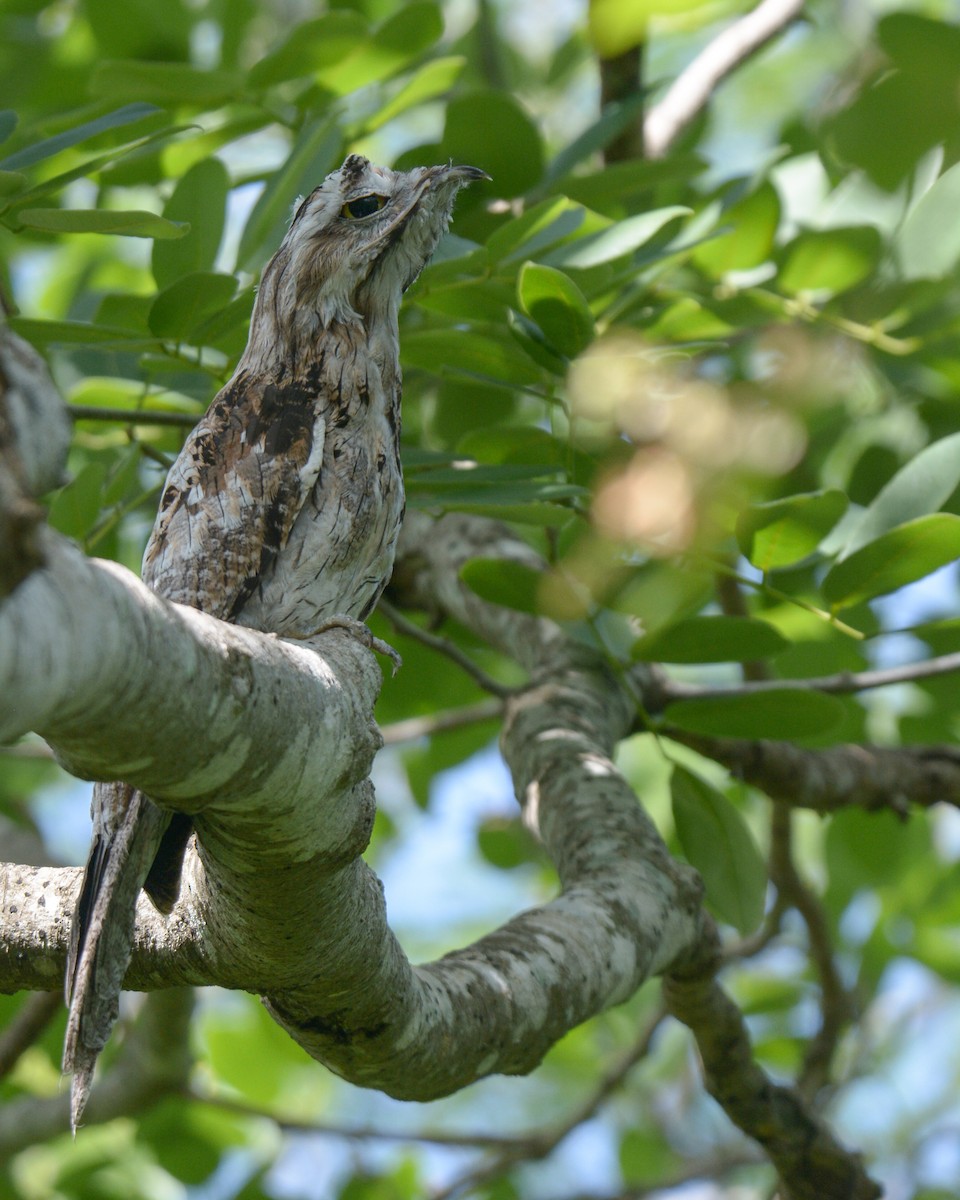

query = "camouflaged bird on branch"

[63,155,486,1130]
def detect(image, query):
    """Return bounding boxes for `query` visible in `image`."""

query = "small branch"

[0,990,193,1158]
[600,46,645,164]
[184,1088,515,1148]
[663,727,960,814]
[768,807,853,1098]
[0,991,61,1082]
[663,961,881,1200]
[658,650,960,705]
[433,1006,666,1200]
[378,597,515,698]
[69,404,199,427]
[644,0,806,158]
[380,698,502,745]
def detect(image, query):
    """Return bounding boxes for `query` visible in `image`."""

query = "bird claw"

[287,615,402,674]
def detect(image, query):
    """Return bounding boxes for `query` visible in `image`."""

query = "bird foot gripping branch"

[63,155,486,1129]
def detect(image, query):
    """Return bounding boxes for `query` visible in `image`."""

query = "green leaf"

[247,11,367,87]
[401,328,545,387]
[541,93,647,189]
[619,1126,678,1186]
[670,766,766,935]
[317,2,444,95]
[47,462,107,539]
[365,56,465,133]
[440,91,544,198]
[693,182,780,276]
[842,432,960,557]
[823,513,960,609]
[16,207,189,239]
[633,615,789,663]
[152,158,229,289]
[666,689,846,739]
[236,117,341,269]
[0,102,158,170]
[897,160,960,280]
[737,490,849,570]
[148,272,238,340]
[518,262,595,357]
[447,501,573,526]
[486,196,586,265]
[477,818,539,869]
[91,61,244,106]
[0,111,16,146]
[9,316,160,349]
[777,226,881,295]
[0,170,25,197]
[548,206,690,268]
[459,557,542,614]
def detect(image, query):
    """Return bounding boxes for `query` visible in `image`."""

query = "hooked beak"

[442,165,491,185]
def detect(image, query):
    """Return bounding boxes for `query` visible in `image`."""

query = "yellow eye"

[341,193,388,219]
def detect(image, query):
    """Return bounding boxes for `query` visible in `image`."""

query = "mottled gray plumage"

[63,156,485,1130]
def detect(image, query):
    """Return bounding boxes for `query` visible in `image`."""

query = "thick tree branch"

[664,726,960,814]
[663,964,881,1200]
[644,0,806,158]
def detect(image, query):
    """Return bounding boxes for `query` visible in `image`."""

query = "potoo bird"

[63,155,486,1129]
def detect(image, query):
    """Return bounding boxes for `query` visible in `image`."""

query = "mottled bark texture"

[0,329,880,1195]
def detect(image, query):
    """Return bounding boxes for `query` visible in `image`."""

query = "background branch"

[644,0,806,158]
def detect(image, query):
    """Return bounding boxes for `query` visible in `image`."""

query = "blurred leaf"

[693,182,780,276]
[148,272,238,339]
[0,102,158,169]
[402,328,545,386]
[671,766,766,935]
[48,462,107,538]
[619,1125,679,1186]
[477,817,540,869]
[152,157,229,288]
[366,56,465,132]
[548,206,690,268]
[16,207,189,238]
[91,61,244,105]
[0,169,25,196]
[665,689,846,739]
[896,160,960,281]
[633,615,789,663]
[0,110,16,145]
[518,262,595,357]
[460,557,541,614]
[823,514,960,609]
[737,490,849,570]
[440,91,544,197]
[842,431,960,556]
[317,3,444,95]
[777,226,880,295]
[486,196,586,265]
[248,11,367,87]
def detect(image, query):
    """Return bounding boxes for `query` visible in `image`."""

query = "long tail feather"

[64,784,170,1131]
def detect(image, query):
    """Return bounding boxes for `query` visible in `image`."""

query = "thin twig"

[183,1087,517,1148]
[769,806,853,1099]
[380,698,503,745]
[433,1007,666,1200]
[377,599,515,698]
[69,404,200,427]
[658,650,960,705]
[0,992,61,1082]
[644,0,806,158]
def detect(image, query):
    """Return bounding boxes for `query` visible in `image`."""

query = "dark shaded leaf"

[633,615,789,663]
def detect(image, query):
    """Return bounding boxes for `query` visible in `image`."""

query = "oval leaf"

[440,91,544,198]
[551,206,690,268]
[823,513,960,609]
[518,262,595,357]
[670,766,766,935]
[842,431,960,557]
[777,226,880,295]
[148,272,238,340]
[152,157,229,289]
[737,489,849,570]
[459,557,541,615]
[666,689,846,739]
[896,159,960,280]
[633,615,789,663]
[17,207,189,239]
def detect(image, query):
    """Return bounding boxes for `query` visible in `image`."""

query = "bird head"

[253,155,487,345]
